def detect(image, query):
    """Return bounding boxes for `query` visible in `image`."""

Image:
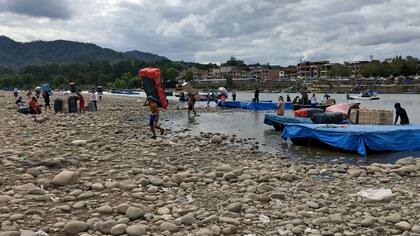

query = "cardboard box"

[350,109,393,125]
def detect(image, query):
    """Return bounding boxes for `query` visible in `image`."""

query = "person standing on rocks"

[145,98,164,139]
[90,90,98,111]
[43,91,51,111]
[77,92,85,114]
[26,89,32,99]
[13,88,18,98]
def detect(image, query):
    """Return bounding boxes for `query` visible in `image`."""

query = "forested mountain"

[0,36,168,68]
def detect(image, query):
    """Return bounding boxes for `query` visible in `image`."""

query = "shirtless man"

[146,98,165,139]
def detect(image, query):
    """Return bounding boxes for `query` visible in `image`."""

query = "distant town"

[183,56,420,93]
[186,56,420,82]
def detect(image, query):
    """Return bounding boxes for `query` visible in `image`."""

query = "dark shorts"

[149,114,159,127]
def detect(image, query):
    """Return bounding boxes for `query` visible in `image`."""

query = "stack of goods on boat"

[277,103,420,156]
[264,103,356,130]
[349,108,393,125]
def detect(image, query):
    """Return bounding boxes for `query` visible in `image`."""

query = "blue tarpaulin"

[264,114,312,127]
[219,101,277,110]
[285,102,293,110]
[219,101,245,108]
[245,102,277,110]
[41,83,53,96]
[282,124,420,156]
[264,114,350,130]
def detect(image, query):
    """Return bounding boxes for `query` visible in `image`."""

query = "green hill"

[0,35,168,68]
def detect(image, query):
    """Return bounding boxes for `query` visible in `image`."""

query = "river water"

[109,91,420,163]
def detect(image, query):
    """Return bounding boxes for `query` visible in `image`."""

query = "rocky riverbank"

[0,92,419,236]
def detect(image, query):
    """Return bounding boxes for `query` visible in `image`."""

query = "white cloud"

[1,0,420,65]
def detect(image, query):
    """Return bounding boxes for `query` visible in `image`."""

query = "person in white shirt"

[90,90,98,111]
[58,89,65,100]
[311,93,317,108]
[13,88,19,98]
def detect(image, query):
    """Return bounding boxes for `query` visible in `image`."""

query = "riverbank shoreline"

[192,80,420,94]
[0,92,418,235]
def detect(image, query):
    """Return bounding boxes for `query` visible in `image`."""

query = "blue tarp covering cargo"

[264,114,350,130]
[220,101,245,108]
[41,83,53,96]
[245,102,277,110]
[281,124,420,156]
[285,102,293,110]
[264,114,312,130]
[219,101,277,110]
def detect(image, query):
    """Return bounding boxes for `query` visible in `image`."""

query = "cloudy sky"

[1,0,420,65]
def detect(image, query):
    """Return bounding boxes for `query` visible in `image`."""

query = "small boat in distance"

[111,89,140,95]
[348,91,380,100]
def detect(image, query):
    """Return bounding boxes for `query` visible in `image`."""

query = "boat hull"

[348,96,380,100]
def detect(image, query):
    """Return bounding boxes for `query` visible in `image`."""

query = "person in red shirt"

[28,97,41,114]
[77,92,85,113]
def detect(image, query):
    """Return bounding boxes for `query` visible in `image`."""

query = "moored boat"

[348,92,380,100]
[281,123,420,156]
[218,101,277,110]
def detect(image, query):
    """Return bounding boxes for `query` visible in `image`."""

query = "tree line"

[0,60,218,90]
[361,56,420,77]
[326,56,420,78]
[2,55,420,90]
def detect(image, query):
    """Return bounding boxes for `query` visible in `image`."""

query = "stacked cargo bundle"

[350,109,393,125]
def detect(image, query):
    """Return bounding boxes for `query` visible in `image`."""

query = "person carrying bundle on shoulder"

[145,97,165,139]
[43,91,51,111]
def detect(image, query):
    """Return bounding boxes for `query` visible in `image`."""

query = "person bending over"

[394,103,409,125]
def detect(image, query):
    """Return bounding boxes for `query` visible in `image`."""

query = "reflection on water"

[167,106,420,164]
[110,91,420,123]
